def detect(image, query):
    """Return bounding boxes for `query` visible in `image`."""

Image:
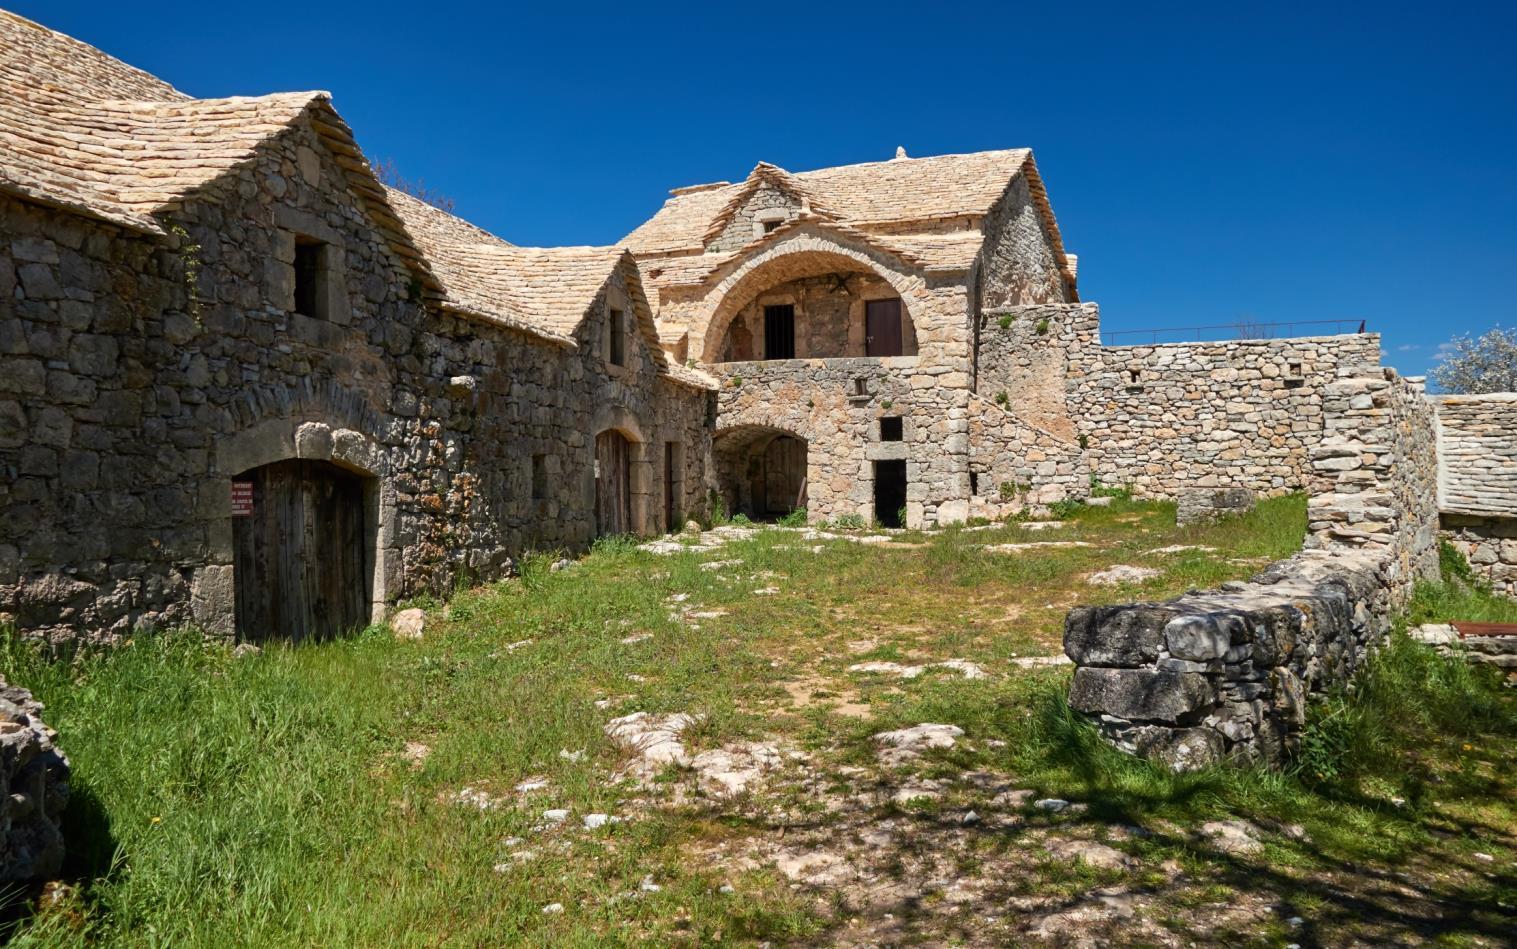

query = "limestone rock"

[1087,564,1161,586]
[390,608,426,640]
[1,676,69,882]
[872,722,963,767]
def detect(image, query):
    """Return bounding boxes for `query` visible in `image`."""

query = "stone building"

[0,10,713,643]
[625,149,1086,526]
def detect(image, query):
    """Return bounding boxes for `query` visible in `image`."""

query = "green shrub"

[997,313,1013,330]
[777,508,808,527]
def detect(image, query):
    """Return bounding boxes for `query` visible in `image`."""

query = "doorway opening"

[595,429,633,536]
[874,459,907,528]
[233,459,370,642]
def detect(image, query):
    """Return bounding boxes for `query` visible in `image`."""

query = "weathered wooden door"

[762,436,807,515]
[595,430,632,536]
[664,441,678,530]
[233,459,367,643]
[865,299,903,357]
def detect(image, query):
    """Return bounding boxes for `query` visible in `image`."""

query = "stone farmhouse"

[2,8,1514,649]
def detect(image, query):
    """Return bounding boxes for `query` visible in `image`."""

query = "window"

[969,472,980,496]
[763,219,782,234]
[293,238,327,319]
[763,304,795,360]
[664,441,683,529]
[531,454,548,500]
[608,307,626,366]
[879,416,903,442]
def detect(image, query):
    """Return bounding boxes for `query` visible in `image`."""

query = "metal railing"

[1102,318,1368,346]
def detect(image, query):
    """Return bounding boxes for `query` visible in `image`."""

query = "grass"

[3,495,1514,945]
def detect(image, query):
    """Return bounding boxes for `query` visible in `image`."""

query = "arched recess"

[694,229,928,364]
[591,405,653,536]
[713,424,810,520]
[197,418,396,642]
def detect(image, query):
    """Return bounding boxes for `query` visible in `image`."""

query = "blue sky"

[15,1,1514,377]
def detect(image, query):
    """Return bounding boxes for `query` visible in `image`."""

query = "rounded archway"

[695,232,925,364]
[713,425,809,521]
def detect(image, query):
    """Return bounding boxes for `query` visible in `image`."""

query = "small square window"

[531,454,548,500]
[608,307,626,366]
[763,219,782,234]
[879,416,903,442]
[969,472,980,496]
[293,238,327,319]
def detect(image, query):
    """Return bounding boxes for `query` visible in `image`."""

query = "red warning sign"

[231,481,255,517]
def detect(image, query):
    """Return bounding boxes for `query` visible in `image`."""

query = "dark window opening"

[609,308,626,366]
[969,472,980,496]
[293,238,327,319]
[531,454,548,500]
[762,219,782,234]
[880,416,903,442]
[874,459,907,528]
[1128,368,1141,385]
[764,304,795,360]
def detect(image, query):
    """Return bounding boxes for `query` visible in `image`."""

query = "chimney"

[894,146,908,160]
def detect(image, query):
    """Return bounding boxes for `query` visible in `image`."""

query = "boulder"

[390,608,426,640]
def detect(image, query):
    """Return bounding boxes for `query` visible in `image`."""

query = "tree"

[372,157,455,213]
[1431,327,1517,394]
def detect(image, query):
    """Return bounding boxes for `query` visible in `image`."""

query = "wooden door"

[233,459,367,643]
[664,441,678,531]
[595,430,632,536]
[866,299,903,357]
[762,436,806,515]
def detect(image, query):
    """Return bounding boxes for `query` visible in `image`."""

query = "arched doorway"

[713,426,809,521]
[595,429,633,536]
[232,459,370,642]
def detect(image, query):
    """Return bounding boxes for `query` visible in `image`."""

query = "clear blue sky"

[15,1,1515,376]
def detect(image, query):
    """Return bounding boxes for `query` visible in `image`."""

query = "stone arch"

[713,424,811,521]
[590,404,653,536]
[695,228,928,364]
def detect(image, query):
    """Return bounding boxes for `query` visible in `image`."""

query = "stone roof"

[387,189,715,389]
[0,10,439,289]
[623,148,1034,255]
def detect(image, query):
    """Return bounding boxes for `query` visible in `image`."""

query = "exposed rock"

[849,660,924,679]
[1,677,69,882]
[231,642,261,658]
[604,711,701,779]
[1087,564,1161,586]
[1198,819,1263,855]
[872,723,964,767]
[390,608,426,640]
[689,742,786,797]
[1045,838,1128,870]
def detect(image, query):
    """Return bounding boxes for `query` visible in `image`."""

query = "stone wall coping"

[1095,332,1375,352]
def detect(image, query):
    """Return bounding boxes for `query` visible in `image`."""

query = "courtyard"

[5,496,1514,945]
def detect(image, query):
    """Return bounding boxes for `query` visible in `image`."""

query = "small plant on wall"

[997,313,1014,330]
[169,224,203,325]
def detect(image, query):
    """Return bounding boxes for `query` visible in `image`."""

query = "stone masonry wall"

[712,357,974,527]
[0,118,709,644]
[1065,367,1440,770]
[716,272,916,362]
[1074,331,1383,498]
[977,175,1070,308]
[1434,393,1517,593]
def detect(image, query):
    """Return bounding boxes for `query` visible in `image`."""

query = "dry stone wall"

[1065,367,1440,769]
[1,675,68,882]
[1434,393,1517,593]
[0,118,710,644]
[1074,331,1382,498]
